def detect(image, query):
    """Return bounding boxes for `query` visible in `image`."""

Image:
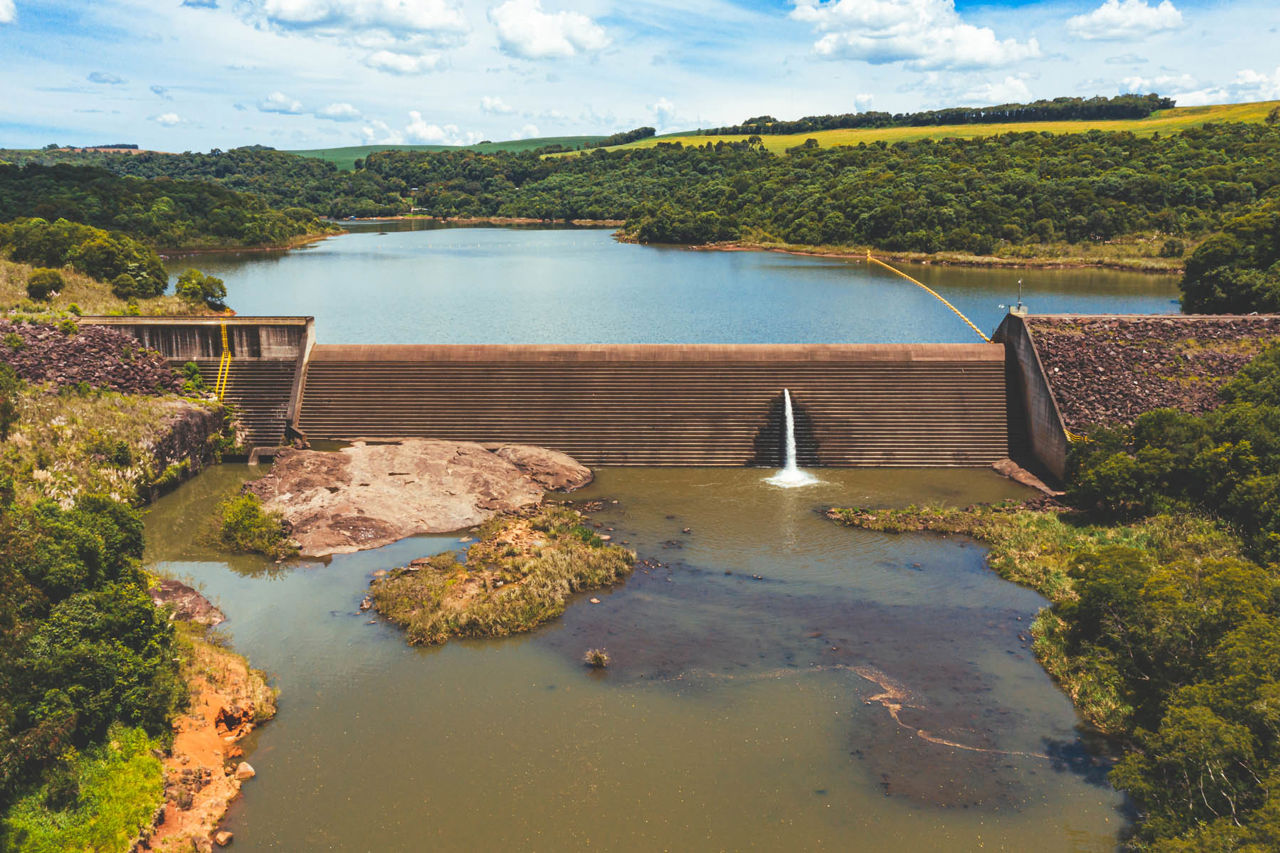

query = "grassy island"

[370,505,634,645]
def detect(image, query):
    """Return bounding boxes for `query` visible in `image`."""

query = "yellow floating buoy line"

[214,322,232,401]
[864,250,992,343]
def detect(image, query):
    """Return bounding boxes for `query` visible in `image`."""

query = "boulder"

[149,578,225,626]
[493,444,593,491]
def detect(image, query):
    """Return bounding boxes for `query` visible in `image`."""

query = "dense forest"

[0,163,331,248]
[1055,347,1280,846]
[701,94,1176,136]
[5,120,1279,312]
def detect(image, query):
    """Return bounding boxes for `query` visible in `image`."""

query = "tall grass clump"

[371,506,634,645]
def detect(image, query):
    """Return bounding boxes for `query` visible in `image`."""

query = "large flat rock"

[247,439,591,557]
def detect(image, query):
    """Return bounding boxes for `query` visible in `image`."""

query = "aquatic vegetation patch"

[370,506,635,645]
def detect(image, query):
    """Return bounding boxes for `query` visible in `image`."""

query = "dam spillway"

[295,343,1008,467]
[78,318,1014,466]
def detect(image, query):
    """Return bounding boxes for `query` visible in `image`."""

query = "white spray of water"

[765,389,820,488]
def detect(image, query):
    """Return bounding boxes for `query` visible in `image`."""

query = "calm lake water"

[147,466,1124,851]
[149,227,1161,849]
[170,223,1180,344]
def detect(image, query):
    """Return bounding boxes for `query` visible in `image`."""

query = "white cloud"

[363,50,442,74]
[1120,72,1195,93]
[361,111,481,145]
[649,96,677,129]
[245,0,466,39]
[490,0,609,60]
[1067,0,1183,41]
[259,91,304,114]
[152,113,183,126]
[150,85,172,99]
[88,71,125,85]
[790,0,1040,71]
[481,95,514,114]
[963,75,1032,104]
[0,0,14,24]
[317,102,362,121]
[510,122,541,139]
[1121,66,1280,107]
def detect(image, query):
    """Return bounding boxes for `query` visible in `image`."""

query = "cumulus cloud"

[1067,0,1183,41]
[317,102,362,121]
[1126,66,1274,108]
[0,0,14,24]
[1121,72,1195,93]
[243,0,466,38]
[963,75,1033,104]
[152,113,182,126]
[259,91,304,114]
[649,97,677,129]
[490,0,609,60]
[481,95,514,114]
[361,111,482,146]
[510,123,541,139]
[237,0,467,75]
[363,50,443,74]
[790,0,1039,70]
[88,71,125,85]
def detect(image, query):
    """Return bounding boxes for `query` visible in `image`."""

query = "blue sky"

[0,0,1277,150]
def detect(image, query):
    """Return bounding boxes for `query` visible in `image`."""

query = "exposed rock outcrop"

[149,578,226,626]
[246,439,592,557]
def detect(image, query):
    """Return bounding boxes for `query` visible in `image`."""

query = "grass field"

[605,100,1280,155]
[289,135,607,169]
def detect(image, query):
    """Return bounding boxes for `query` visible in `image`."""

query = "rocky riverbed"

[246,439,593,557]
[1029,315,1280,429]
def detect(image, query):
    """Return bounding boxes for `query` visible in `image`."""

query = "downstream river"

[150,226,1173,849]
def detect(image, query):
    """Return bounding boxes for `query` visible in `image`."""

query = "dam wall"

[993,313,1069,481]
[80,317,314,448]
[296,343,1009,467]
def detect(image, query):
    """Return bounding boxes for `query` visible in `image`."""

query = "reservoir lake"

[152,226,1178,849]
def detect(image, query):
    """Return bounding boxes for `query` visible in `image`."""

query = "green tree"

[174,269,227,311]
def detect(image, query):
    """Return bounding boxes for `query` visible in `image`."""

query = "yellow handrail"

[865,251,992,343]
[214,323,232,401]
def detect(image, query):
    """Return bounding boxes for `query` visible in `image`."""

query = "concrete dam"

[84,316,1031,469]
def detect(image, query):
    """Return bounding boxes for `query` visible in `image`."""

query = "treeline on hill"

[701,94,1176,136]
[0,147,407,219]
[0,163,330,249]
[581,127,656,149]
[1053,345,1280,846]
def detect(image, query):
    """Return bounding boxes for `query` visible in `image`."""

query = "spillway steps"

[297,344,1008,467]
[189,358,297,448]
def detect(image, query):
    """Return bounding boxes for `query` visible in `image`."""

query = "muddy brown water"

[146,465,1124,851]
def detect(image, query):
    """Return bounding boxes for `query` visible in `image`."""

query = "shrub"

[216,492,297,559]
[583,648,611,669]
[1159,238,1185,258]
[25,269,63,301]
[109,273,138,299]
[180,361,205,394]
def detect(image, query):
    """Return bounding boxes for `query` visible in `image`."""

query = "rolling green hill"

[289,136,607,169]
[605,100,1280,155]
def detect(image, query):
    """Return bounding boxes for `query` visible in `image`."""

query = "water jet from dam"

[766,390,820,488]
